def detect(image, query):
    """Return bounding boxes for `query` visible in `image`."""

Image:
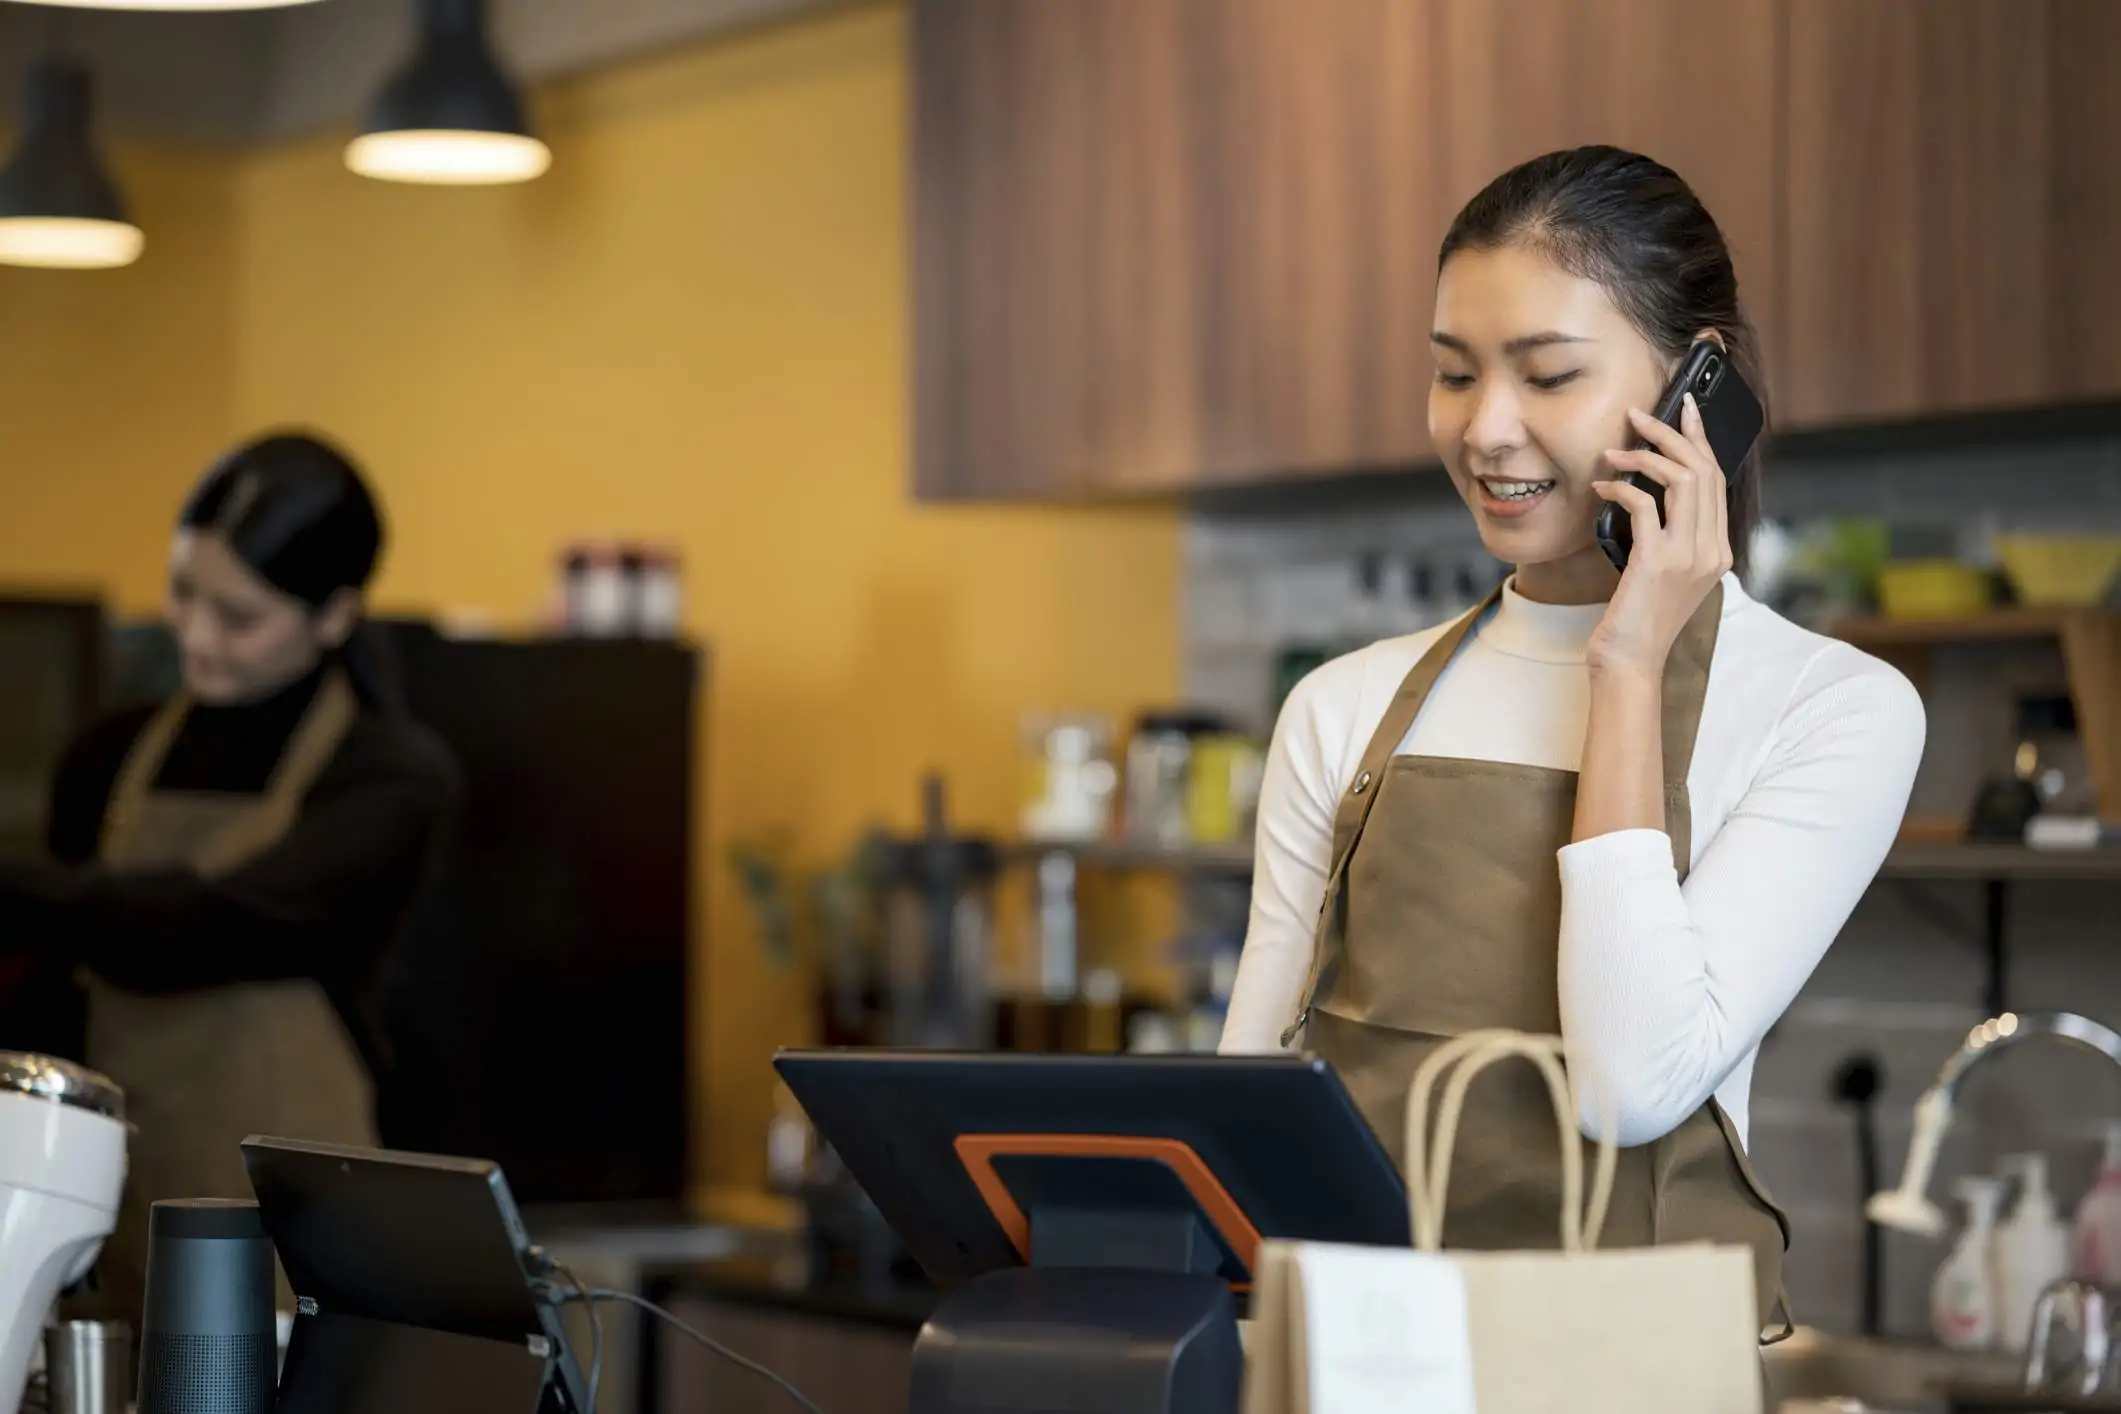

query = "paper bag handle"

[1403,1030,1618,1253]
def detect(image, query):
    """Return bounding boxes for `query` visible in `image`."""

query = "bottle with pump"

[1932,1176,2005,1351]
[2072,1120,2121,1285]
[1994,1153,2072,1352]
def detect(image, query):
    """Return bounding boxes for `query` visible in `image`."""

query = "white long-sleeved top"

[1218,573,1926,1149]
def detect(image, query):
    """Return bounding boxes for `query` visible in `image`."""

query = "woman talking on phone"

[0,431,458,1319]
[1219,147,1925,1334]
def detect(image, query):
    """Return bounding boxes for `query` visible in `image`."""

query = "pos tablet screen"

[771,1049,1409,1292]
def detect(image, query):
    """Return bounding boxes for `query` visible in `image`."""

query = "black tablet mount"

[908,1162,1245,1414]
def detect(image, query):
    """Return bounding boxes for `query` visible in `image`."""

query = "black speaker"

[137,1199,278,1414]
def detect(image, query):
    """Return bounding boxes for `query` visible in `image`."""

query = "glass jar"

[1125,711,1228,847]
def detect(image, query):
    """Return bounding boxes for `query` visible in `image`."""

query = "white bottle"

[2072,1120,2121,1285]
[1932,1176,2005,1350]
[1994,1153,2072,1352]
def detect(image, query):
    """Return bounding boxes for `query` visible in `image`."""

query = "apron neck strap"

[264,670,359,805]
[1326,578,1727,879]
[1659,579,1724,792]
[101,669,360,841]
[1328,586,1500,868]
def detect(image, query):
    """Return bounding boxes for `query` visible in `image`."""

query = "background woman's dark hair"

[180,431,405,712]
[1437,144,1766,574]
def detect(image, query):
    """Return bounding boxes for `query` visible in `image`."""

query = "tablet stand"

[907,1203,1243,1414]
[275,1306,574,1414]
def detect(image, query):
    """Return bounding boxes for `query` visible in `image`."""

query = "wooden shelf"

[1827,607,2121,822]
[1881,843,2121,881]
[1006,838,2121,882]
[1005,838,1252,874]
[1827,606,2115,649]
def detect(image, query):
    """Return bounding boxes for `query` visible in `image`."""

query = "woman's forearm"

[1573,665,1667,842]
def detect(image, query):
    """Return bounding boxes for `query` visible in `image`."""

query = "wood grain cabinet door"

[1783,0,2052,425]
[1430,0,1783,410]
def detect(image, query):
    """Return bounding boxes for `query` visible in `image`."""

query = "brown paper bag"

[1242,1030,1763,1414]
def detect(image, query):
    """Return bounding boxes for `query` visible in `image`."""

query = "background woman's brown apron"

[83,671,378,1319]
[1288,584,1794,1337]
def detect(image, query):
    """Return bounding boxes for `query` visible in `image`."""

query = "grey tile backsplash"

[1184,433,2121,1338]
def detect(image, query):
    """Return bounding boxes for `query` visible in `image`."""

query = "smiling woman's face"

[1428,243,1673,588]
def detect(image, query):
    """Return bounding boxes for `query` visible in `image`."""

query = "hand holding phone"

[1594,339,1763,574]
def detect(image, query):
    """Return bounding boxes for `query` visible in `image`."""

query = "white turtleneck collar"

[1475,571,1747,665]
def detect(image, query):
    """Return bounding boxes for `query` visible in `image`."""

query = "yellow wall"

[0,144,240,604]
[0,2,1180,1196]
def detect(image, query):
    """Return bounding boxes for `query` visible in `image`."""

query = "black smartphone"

[1594,338,1764,573]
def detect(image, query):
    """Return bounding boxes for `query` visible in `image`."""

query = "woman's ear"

[314,587,362,650]
[1693,327,1728,352]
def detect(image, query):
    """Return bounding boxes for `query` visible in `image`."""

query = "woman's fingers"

[1626,405,1708,472]
[1602,447,1697,544]
[1591,477,1663,562]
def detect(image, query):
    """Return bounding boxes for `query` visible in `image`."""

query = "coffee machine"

[0,1053,126,1414]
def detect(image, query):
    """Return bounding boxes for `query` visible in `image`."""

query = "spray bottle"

[1932,1175,2005,1350]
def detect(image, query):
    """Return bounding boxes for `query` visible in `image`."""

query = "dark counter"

[641,1244,939,1332]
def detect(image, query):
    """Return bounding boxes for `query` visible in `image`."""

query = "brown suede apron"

[1288,583,1794,1340]
[84,670,378,1318]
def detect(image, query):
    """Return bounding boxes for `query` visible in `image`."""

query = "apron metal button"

[1352,771,1372,796]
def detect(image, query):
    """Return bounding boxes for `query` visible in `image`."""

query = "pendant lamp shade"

[0,58,141,270]
[346,0,549,185]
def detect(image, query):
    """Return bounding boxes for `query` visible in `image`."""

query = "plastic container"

[1995,533,2121,607]
[1876,560,1992,620]
[2071,1121,2121,1285]
[1932,1176,2006,1350]
[1994,1153,2072,1353]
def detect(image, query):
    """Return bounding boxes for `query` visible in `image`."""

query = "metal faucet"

[1867,1011,2121,1236]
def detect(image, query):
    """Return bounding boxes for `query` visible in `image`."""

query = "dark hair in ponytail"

[180,431,405,713]
[1438,145,1767,574]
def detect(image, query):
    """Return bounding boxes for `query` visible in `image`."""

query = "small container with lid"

[1125,710,1231,847]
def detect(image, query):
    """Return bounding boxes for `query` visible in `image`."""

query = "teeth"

[1484,479,1553,501]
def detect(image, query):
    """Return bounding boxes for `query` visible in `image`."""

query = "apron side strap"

[99,693,194,858]
[1292,590,1504,1043]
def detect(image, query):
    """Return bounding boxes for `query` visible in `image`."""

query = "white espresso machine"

[0,1052,126,1414]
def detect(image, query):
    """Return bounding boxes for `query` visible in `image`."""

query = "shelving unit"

[1823,606,2121,1013]
[1005,835,2121,1020]
[1827,606,2121,820]
[1007,609,2121,1019]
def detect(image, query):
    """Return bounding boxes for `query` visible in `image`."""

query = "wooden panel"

[913,0,1446,497]
[913,0,1100,497]
[1073,0,1206,491]
[2046,0,2121,403]
[1178,0,1443,486]
[1432,0,1783,405]
[1783,0,2052,425]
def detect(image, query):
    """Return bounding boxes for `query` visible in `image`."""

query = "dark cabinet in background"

[377,625,702,1207]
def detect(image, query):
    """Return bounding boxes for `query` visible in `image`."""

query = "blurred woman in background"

[0,431,458,1318]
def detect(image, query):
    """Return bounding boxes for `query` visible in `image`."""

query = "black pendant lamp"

[346,0,549,186]
[0,56,142,269]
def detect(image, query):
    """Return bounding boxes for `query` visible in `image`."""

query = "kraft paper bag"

[1241,1030,1763,1414]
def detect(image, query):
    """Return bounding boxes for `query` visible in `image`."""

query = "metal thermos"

[41,1319,129,1414]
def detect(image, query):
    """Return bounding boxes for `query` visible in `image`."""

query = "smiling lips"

[1475,475,1555,518]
